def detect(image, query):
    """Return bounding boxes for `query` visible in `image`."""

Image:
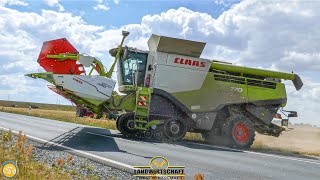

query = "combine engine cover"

[53,75,116,101]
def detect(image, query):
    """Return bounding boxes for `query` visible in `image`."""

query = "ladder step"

[136,112,149,117]
[135,120,148,123]
[135,127,147,130]
[137,105,149,109]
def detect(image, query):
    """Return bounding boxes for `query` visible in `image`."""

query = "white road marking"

[0,126,135,173]
[186,142,320,165]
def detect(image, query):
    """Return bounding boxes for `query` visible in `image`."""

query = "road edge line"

[0,126,135,173]
[186,141,320,165]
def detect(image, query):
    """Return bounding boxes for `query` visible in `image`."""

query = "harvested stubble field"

[1,106,319,157]
[253,125,320,157]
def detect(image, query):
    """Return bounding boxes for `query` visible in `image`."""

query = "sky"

[0,0,319,126]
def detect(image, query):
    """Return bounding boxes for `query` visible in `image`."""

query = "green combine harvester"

[27,31,303,148]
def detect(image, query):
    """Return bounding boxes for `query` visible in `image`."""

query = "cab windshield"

[120,51,147,86]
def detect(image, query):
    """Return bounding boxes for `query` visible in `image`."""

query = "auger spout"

[210,62,303,90]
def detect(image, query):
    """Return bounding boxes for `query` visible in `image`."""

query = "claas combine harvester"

[27,31,303,148]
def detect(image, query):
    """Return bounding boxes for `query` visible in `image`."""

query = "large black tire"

[116,113,139,138]
[163,117,187,142]
[225,116,255,149]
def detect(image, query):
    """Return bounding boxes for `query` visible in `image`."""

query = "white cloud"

[43,0,64,12]
[93,4,109,11]
[0,0,28,6]
[273,52,320,72]
[0,6,106,103]
[94,0,110,11]
[113,0,120,5]
[0,1,319,125]
[214,0,232,7]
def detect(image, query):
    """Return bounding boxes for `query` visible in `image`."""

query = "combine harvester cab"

[27,31,303,149]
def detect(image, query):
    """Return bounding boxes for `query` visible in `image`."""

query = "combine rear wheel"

[117,113,139,138]
[163,117,187,142]
[225,116,255,149]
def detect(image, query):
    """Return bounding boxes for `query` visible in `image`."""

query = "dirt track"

[254,124,320,155]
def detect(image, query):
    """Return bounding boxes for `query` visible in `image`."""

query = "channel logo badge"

[133,156,185,179]
[1,160,18,179]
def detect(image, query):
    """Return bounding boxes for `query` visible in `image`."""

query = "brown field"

[1,106,319,157]
[253,125,320,157]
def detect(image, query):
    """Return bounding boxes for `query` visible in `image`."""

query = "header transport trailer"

[27,31,303,148]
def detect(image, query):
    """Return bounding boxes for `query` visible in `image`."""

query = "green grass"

[0,100,75,111]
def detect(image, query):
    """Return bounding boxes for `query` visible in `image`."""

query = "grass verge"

[0,130,99,179]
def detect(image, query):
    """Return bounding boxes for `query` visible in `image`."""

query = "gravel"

[11,135,136,180]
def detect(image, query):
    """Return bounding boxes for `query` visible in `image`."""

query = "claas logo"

[174,58,206,68]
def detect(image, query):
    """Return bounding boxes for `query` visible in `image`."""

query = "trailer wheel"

[226,116,255,149]
[163,117,187,142]
[117,113,139,138]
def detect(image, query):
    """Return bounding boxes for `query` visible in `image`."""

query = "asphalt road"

[0,112,319,180]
